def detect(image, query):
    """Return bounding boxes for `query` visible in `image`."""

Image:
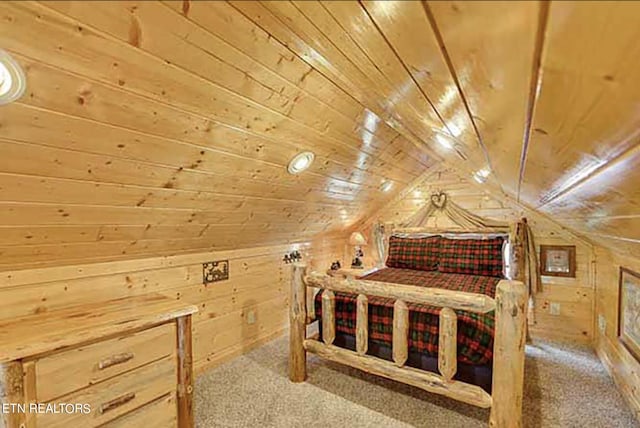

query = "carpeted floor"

[195,336,639,427]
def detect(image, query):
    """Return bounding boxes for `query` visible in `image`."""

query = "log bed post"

[392,300,409,366]
[321,290,336,345]
[489,280,527,428]
[356,294,368,355]
[511,219,527,283]
[289,263,307,382]
[438,308,457,382]
[176,315,194,428]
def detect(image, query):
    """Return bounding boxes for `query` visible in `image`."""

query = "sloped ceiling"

[1,1,639,270]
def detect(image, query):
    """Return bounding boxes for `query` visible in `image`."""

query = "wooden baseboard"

[194,328,287,375]
[595,336,640,422]
[528,329,591,345]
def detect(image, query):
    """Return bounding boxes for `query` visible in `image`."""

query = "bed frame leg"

[289,263,307,382]
[489,280,527,428]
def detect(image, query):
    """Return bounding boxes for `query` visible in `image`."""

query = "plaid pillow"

[439,237,505,277]
[386,235,441,271]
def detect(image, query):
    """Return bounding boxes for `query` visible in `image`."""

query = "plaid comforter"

[314,268,500,365]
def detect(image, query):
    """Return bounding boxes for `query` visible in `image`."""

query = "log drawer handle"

[99,392,136,414]
[98,352,134,370]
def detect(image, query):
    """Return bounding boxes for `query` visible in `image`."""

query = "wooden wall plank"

[594,247,640,419]
[0,240,343,375]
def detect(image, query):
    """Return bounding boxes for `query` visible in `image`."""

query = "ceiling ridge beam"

[421,1,494,172]
[517,0,550,202]
[316,1,468,162]
[358,1,453,141]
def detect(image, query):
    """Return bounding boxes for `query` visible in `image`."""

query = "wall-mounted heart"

[430,192,447,209]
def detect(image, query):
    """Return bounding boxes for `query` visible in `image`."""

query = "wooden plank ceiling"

[1,0,640,269]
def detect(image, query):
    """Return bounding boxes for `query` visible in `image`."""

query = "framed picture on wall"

[619,267,640,362]
[540,245,576,277]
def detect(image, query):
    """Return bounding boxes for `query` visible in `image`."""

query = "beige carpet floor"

[195,336,638,427]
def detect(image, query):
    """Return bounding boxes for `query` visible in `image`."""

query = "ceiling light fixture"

[287,151,315,174]
[380,180,393,192]
[448,124,462,137]
[436,134,453,150]
[0,50,26,105]
[473,168,491,183]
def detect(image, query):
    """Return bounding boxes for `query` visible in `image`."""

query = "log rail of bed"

[289,264,527,428]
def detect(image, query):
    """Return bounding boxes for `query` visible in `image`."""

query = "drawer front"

[37,356,176,428]
[100,392,177,428]
[36,323,176,402]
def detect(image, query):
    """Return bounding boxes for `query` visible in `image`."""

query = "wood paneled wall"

[359,168,595,343]
[0,240,342,373]
[594,247,640,419]
[0,1,436,271]
[1,1,640,276]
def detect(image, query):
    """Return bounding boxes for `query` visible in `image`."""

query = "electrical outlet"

[598,314,606,333]
[247,310,256,325]
[549,302,561,316]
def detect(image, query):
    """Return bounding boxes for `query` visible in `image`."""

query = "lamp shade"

[349,231,367,246]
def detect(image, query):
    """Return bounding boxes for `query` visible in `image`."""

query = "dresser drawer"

[37,355,176,427]
[100,392,177,428]
[36,323,176,402]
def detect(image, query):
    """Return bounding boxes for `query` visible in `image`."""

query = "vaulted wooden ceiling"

[1,1,640,270]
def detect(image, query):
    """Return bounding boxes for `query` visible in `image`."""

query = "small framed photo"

[619,267,640,362]
[540,245,576,277]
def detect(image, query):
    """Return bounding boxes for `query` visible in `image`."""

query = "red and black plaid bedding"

[315,268,500,365]
[439,237,505,277]
[386,235,441,271]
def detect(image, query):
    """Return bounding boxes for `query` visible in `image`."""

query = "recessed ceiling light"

[413,190,422,198]
[380,180,393,192]
[0,50,26,105]
[287,151,315,174]
[448,124,462,137]
[436,134,453,150]
[473,168,491,183]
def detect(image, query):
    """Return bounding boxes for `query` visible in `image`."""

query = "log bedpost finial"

[289,263,307,382]
[489,280,527,428]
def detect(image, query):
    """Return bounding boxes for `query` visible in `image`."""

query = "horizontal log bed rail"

[289,264,527,428]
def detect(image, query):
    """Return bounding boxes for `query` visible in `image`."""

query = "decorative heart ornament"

[430,192,447,209]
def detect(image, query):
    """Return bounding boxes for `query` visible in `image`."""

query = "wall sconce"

[349,231,367,269]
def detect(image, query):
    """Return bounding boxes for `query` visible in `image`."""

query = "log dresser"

[0,294,197,428]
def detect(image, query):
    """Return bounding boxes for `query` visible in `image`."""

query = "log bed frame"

[289,220,528,428]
